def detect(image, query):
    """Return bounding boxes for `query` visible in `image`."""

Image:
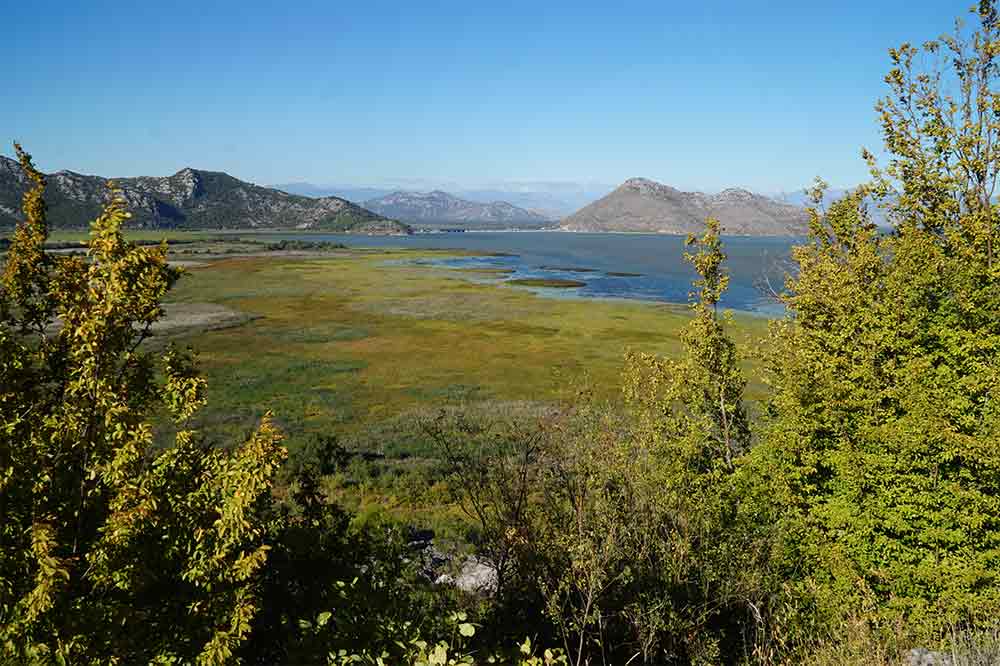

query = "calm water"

[266,232,800,315]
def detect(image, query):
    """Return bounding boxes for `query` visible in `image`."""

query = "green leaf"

[429,643,449,665]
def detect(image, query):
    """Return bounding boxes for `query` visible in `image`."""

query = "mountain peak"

[619,177,680,199]
[621,177,662,190]
[562,179,809,236]
[621,177,658,187]
[0,162,410,234]
[715,187,755,201]
[364,189,552,226]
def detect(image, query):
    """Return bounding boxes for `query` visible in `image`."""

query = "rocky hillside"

[363,190,553,227]
[0,156,410,234]
[561,177,809,236]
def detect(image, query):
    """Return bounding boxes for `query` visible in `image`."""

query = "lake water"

[269,232,800,315]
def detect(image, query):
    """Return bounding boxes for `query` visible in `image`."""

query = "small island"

[507,278,586,288]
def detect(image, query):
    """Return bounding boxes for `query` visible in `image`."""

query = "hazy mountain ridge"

[274,183,398,202]
[773,187,892,227]
[363,190,554,226]
[275,181,612,218]
[0,157,409,234]
[561,177,811,235]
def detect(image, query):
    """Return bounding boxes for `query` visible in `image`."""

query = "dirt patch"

[153,302,257,335]
[39,302,255,338]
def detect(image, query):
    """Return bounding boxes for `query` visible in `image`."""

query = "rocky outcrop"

[410,531,498,597]
[0,156,410,234]
[906,648,951,665]
[435,556,498,595]
[561,177,810,236]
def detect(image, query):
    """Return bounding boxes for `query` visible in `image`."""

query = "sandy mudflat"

[153,302,256,334]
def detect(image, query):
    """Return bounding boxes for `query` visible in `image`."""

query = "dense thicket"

[756,0,1000,641]
[437,3,1000,662]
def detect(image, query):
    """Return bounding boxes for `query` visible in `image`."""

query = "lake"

[267,231,800,315]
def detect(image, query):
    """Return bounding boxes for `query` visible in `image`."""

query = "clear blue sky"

[1,0,967,192]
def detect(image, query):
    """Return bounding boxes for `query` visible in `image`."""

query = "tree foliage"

[439,6,1000,662]
[437,220,763,664]
[756,0,1000,644]
[0,145,286,664]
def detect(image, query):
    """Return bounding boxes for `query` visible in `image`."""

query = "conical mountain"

[561,177,809,235]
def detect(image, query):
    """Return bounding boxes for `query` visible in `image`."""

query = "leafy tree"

[426,408,544,601]
[244,482,465,665]
[756,0,1000,647]
[625,217,752,472]
[612,218,760,663]
[0,145,286,664]
[435,220,763,664]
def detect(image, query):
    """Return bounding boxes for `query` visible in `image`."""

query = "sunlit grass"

[166,249,770,462]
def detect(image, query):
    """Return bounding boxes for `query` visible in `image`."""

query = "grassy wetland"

[5,227,772,536]
[112,235,769,530]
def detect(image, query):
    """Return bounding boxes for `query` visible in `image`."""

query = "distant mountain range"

[274,183,397,202]
[0,157,409,234]
[362,190,554,227]
[561,178,811,236]
[276,178,814,234]
[274,182,610,219]
[0,157,865,237]
[772,187,892,227]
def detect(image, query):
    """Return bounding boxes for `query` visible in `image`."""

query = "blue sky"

[1,0,967,192]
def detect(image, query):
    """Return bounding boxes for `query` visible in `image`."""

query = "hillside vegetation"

[0,157,410,234]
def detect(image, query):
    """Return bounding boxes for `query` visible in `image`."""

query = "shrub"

[0,146,285,664]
